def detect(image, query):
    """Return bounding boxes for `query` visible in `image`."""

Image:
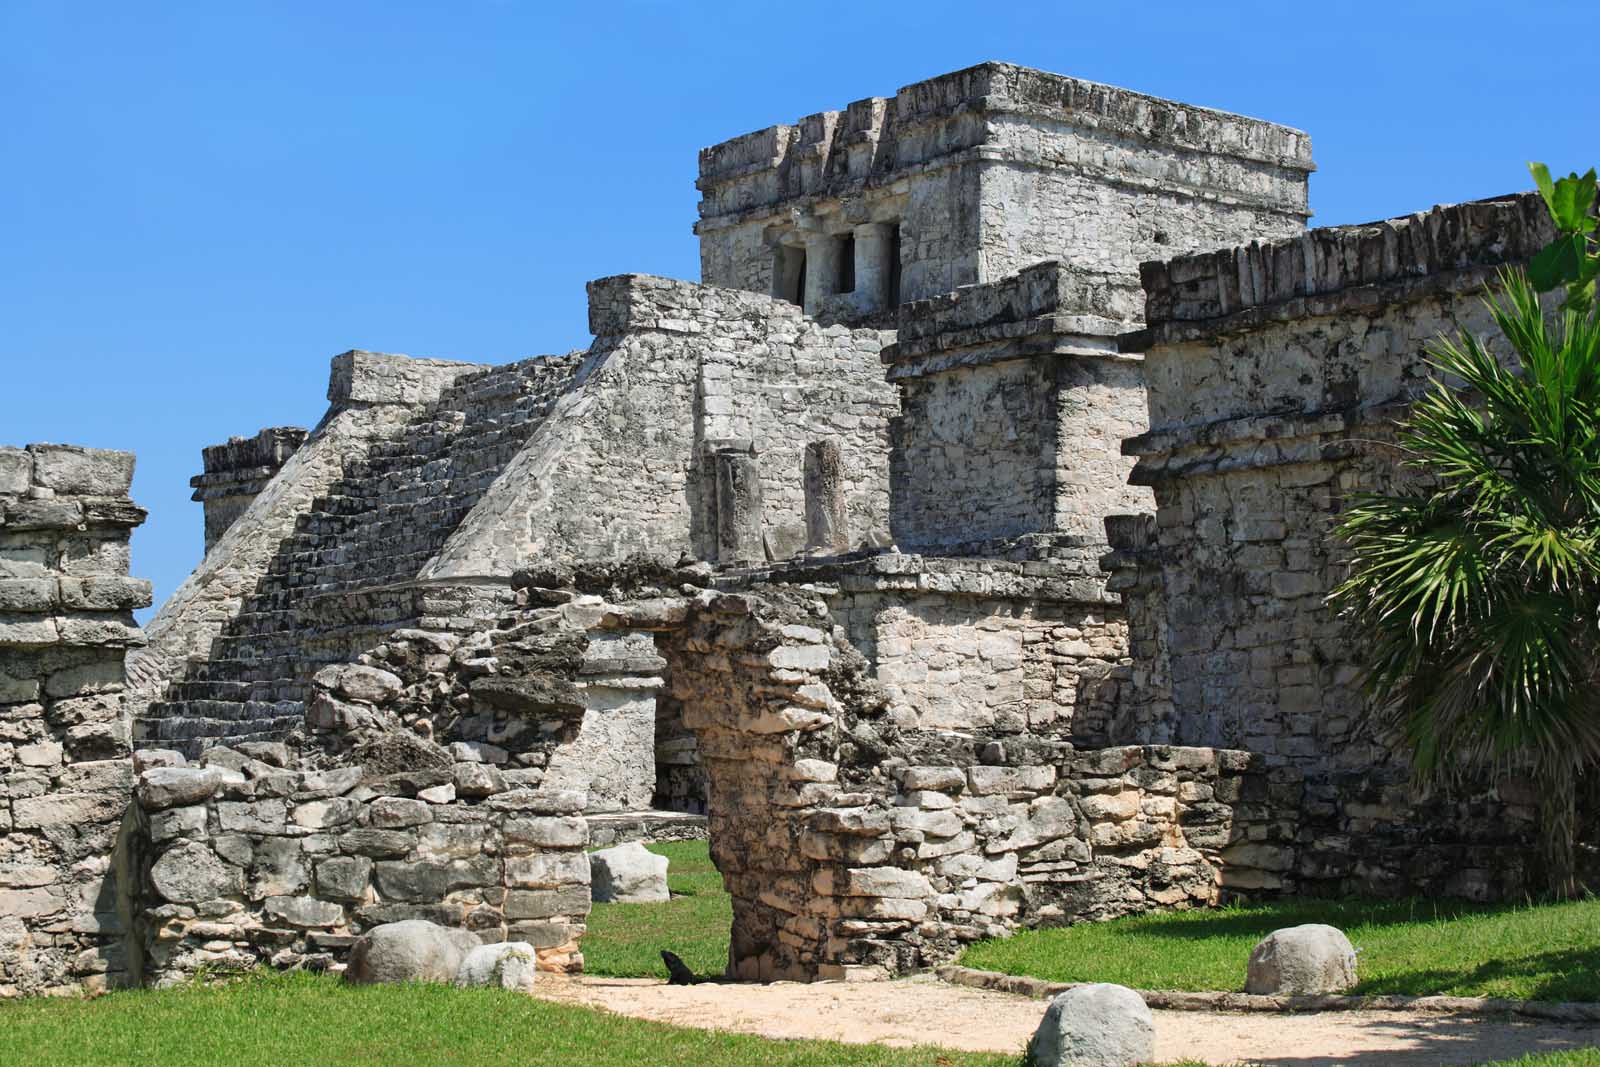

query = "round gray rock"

[1028,983,1154,1067]
[345,919,482,985]
[589,841,669,903]
[454,941,538,991]
[1245,923,1358,995]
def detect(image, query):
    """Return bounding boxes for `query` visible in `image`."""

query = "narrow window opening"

[774,246,806,305]
[887,224,902,306]
[836,234,855,294]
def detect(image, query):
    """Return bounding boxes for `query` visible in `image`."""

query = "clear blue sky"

[3,0,1593,620]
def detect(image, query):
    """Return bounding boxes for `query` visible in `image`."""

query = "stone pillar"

[804,438,849,555]
[803,233,842,317]
[0,443,150,995]
[713,449,764,564]
[190,426,308,554]
[852,223,894,314]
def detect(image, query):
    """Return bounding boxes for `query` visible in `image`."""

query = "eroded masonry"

[2,61,1567,995]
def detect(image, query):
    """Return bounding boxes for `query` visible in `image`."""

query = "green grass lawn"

[0,972,1018,1067]
[959,895,1600,1002]
[582,838,733,979]
[1,972,1589,1067]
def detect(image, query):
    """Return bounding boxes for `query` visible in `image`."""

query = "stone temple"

[0,61,1566,995]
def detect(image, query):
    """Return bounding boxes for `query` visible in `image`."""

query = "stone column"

[803,233,841,317]
[852,223,894,314]
[0,443,149,995]
[804,438,849,555]
[713,449,764,564]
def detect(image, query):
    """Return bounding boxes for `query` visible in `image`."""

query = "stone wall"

[771,552,1127,740]
[129,755,590,985]
[0,444,150,995]
[1111,193,1558,898]
[696,62,1313,314]
[883,263,1151,553]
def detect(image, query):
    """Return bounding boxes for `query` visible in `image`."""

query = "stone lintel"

[883,261,1141,371]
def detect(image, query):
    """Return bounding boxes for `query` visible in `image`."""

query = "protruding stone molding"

[1124,405,1405,487]
[696,62,1314,215]
[717,550,1121,609]
[1132,193,1553,346]
[882,262,1141,381]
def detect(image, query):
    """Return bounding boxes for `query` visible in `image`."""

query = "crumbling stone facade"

[0,445,150,995]
[1105,193,1560,899]
[4,62,1571,996]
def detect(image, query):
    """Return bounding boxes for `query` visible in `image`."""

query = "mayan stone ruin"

[1,61,1570,996]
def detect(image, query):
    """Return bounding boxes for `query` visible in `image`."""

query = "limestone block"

[150,842,243,905]
[315,856,373,903]
[1029,983,1154,1067]
[504,817,588,849]
[967,765,1056,797]
[589,842,669,903]
[370,797,433,828]
[344,919,482,985]
[1244,924,1357,995]
[264,896,344,929]
[0,447,31,495]
[454,941,537,991]
[505,851,589,890]
[505,887,590,920]
[148,804,207,844]
[901,766,966,793]
[338,829,416,858]
[418,783,455,804]
[28,445,135,496]
[454,762,506,798]
[0,579,56,612]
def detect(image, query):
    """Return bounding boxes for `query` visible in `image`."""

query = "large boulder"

[1245,923,1358,995]
[454,942,538,991]
[344,920,481,985]
[589,841,669,903]
[1028,983,1154,1067]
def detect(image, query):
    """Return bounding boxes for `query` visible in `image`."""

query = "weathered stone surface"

[344,920,482,985]
[1245,925,1358,996]
[1028,983,1155,1067]
[589,842,668,904]
[136,767,222,811]
[454,941,537,991]
[150,843,243,905]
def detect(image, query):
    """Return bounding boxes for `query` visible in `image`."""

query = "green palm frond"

[1332,261,1600,819]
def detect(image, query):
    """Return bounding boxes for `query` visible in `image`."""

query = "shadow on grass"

[1352,946,1600,1002]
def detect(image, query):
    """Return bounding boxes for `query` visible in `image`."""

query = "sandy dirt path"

[536,973,1600,1066]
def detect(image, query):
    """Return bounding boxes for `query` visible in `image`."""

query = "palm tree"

[1332,180,1600,897]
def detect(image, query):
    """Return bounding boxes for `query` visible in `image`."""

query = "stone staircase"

[141,353,584,755]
